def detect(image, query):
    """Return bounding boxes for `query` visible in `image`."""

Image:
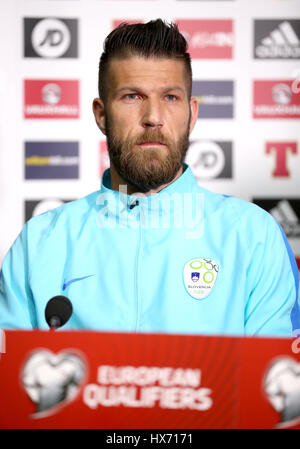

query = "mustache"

[133,130,170,146]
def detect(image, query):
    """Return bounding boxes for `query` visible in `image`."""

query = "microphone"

[129,200,139,210]
[45,296,73,330]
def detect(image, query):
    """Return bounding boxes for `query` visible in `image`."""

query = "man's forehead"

[107,55,187,89]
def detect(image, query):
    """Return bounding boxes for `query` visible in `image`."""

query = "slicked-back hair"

[98,19,192,103]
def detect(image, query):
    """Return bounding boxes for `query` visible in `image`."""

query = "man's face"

[93,56,198,192]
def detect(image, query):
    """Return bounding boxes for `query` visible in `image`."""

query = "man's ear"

[188,97,199,135]
[92,98,106,135]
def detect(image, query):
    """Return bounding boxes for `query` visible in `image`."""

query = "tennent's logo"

[265,142,298,177]
[21,349,87,418]
[176,20,233,59]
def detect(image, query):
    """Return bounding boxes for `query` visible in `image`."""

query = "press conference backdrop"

[0,0,300,270]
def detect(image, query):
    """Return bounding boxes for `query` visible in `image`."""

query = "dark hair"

[98,19,192,102]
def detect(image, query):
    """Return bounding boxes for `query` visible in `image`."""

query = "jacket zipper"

[134,209,143,332]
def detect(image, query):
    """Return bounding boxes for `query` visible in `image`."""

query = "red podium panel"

[0,330,299,429]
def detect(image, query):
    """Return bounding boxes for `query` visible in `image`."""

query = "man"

[0,20,299,335]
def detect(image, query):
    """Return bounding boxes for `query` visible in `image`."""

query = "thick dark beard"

[105,117,190,193]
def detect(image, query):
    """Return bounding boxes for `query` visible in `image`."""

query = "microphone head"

[45,295,73,329]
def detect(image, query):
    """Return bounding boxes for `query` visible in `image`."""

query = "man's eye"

[124,94,139,101]
[165,94,177,101]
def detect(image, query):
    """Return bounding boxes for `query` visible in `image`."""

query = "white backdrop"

[0,0,299,268]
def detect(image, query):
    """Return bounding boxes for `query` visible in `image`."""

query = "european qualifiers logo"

[83,364,213,412]
[24,80,79,119]
[176,19,233,59]
[263,357,300,428]
[192,81,234,118]
[185,140,232,180]
[24,18,78,58]
[254,20,300,59]
[253,199,300,239]
[25,199,74,222]
[25,141,79,179]
[253,80,300,118]
[21,349,86,418]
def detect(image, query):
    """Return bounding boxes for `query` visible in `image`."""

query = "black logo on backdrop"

[254,20,300,59]
[185,141,233,180]
[24,18,78,58]
[253,198,300,238]
[25,199,74,222]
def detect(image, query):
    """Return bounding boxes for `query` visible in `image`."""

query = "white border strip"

[0,329,6,355]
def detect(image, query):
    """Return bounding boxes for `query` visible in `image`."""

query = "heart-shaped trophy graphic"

[21,349,86,418]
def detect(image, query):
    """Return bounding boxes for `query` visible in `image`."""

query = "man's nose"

[141,98,163,128]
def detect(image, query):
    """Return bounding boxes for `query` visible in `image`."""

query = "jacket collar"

[100,163,198,202]
[97,163,202,228]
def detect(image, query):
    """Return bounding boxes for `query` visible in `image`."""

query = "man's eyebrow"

[114,86,141,94]
[114,85,186,94]
[162,86,185,93]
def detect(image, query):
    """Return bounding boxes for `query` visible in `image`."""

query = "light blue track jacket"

[0,164,299,335]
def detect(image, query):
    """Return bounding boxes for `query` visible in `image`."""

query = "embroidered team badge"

[183,258,219,300]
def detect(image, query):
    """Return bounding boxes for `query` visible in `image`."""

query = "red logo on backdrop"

[265,142,298,177]
[112,19,142,29]
[24,80,79,119]
[253,80,300,118]
[296,257,300,273]
[99,141,110,178]
[176,20,233,59]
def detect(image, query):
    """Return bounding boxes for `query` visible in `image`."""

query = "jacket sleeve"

[244,210,299,336]
[0,224,36,329]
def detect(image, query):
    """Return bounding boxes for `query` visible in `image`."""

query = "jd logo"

[185,140,232,180]
[24,18,78,58]
[39,29,65,48]
[183,258,219,300]
[32,19,71,58]
[200,150,219,168]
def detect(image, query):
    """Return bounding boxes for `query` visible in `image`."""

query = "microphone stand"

[49,316,61,330]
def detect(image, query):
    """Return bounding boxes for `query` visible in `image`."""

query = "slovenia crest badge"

[183,258,219,300]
